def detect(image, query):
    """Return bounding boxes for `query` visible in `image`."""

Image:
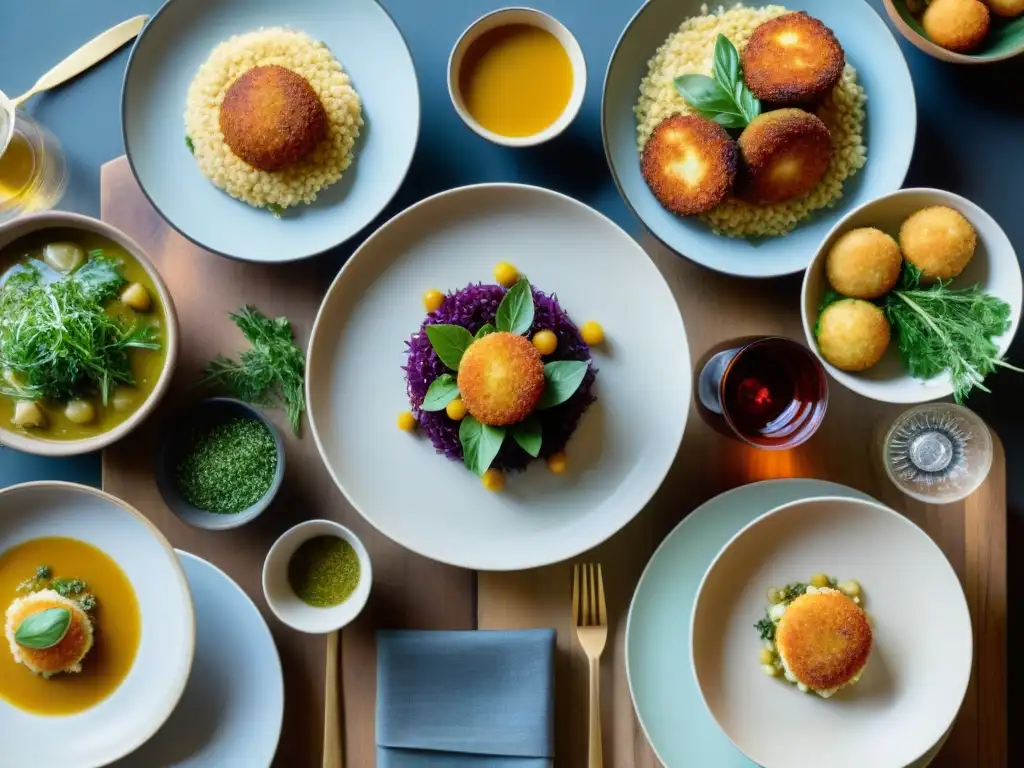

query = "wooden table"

[100,156,1006,767]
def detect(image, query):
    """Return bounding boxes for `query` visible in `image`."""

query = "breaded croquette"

[775,588,872,695]
[899,206,977,281]
[640,115,738,216]
[741,12,845,104]
[923,0,991,53]
[457,332,545,426]
[816,299,891,372]
[984,0,1024,17]
[5,590,94,677]
[826,227,903,299]
[737,109,832,205]
[219,65,327,171]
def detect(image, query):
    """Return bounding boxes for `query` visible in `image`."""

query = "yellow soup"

[459,24,573,138]
[0,536,141,715]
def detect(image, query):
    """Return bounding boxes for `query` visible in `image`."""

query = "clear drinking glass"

[0,95,68,222]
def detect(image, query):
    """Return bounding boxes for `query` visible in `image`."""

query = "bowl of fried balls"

[883,0,1024,63]
[801,188,1022,403]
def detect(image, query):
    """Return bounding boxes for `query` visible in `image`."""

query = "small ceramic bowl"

[155,398,285,530]
[0,211,179,456]
[883,0,1024,64]
[801,188,1022,404]
[262,519,372,634]
[448,7,587,147]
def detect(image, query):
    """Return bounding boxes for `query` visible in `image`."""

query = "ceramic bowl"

[0,482,195,768]
[154,398,285,531]
[262,520,372,634]
[801,187,1022,404]
[691,495,972,768]
[602,0,916,278]
[883,1,1024,64]
[448,7,587,147]
[0,211,179,457]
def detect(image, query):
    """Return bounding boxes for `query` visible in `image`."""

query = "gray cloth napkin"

[376,629,556,768]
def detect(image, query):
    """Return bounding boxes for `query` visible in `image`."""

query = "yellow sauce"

[0,134,35,202]
[459,24,573,138]
[0,537,141,715]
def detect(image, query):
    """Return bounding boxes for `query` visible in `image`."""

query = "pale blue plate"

[111,551,283,767]
[122,0,419,263]
[602,0,916,278]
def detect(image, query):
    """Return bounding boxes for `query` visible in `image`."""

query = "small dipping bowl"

[262,519,372,634]
[448,7,587,147]
[155,397,285,530]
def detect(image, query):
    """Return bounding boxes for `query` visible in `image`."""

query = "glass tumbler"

[0,94,68,222]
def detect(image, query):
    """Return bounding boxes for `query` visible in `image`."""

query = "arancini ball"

[826,227,902,299]
[984,0,1024,17]
[741,12,845,104]
[737,109,832,205]
[899,206,977,281]
[5,590,94,677]
[923,0,991,53]
[219,64,328,171]
[816,299,891,372]
[457,332,545,426]
[641,115,738,215]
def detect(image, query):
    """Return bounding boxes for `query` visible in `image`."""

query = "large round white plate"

[692,495,971,768]
[603,0,916,278]
[0,482,194,768]
[122,0,419,263]
[111,551,283,767]
[625,480,951,768]
[307,184,690,570]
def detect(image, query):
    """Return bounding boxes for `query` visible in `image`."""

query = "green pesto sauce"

[287,536,360,607]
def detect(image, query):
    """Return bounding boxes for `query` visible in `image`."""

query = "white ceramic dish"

[263,520,372,634]
[448,7,586,147]
[801,188,1022,404]
[691,495,972,768]
[111,551,283,768]
[306,183,689,570]
[0,482,194,768]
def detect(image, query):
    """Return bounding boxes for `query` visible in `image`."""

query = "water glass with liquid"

[0,97,67,222]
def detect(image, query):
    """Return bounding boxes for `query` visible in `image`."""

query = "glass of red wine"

[695,336,828,449]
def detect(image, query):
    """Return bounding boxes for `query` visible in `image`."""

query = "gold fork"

[573,563,607,768]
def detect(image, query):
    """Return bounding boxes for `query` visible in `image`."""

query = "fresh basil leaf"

[674,74,731,111]
[475,324,496,339]
[495,279,534,335]
[510,414,542,458]
[459,416,506,476]
[422,374,460,411]
[537,360,590,410]
[738,84,761,124]
[14,607,71,650]
[425,324,474,370]
[709,111,749,130]
[713,34,741,93]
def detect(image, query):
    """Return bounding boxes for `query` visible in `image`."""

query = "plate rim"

[119,0,421,264]
[306,181,689,570]
[0,480,196,768]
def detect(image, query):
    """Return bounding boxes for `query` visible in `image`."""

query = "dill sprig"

[755,616,776,642]
[885,264,1021,403]
[200,306,306,435]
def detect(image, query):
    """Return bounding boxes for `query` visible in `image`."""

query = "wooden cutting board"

[101,155,1005,767]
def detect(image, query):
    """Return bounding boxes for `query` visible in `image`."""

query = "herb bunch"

[17,565,97,612]
[674,34,761,129]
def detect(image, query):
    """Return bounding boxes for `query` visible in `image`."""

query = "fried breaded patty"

[776,589,872,692]
[923,0,991,53]
[741,12,845,104]
[640,115,738,216]
[219,64,328,172]
[457,332,545,426]
[737,108,832,205]
[5,590,94,677]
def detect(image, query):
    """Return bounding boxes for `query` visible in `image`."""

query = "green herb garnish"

[185,135,195,154]
[16,567,96,610]
[755,616,776,642]
[674,34,761,129]
[537,360,590,410]
[17,565,52,593]
[200,306,306,435]
[495,279,534,335]
[459,415,506,476]
[779,583,808,603]
[424,325,474,370]
[15,607,71,650]
[510,414,542,458]
[421,373,460,412]
[475,324,496,339]
[266,203,285,216]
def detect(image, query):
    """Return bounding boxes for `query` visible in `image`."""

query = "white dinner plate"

[306,184,690,570]
[0,482,194,768]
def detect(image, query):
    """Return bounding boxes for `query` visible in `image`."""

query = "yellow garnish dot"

[481,468,505,491]
[580,321,605,346]
[397,411,417,431]
[445,397,467,421]
[494,262,519,288]
[547,452,567,474]
[423,289,444,313]
[532,329,558,356]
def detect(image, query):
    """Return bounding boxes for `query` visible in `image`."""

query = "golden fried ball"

[219,65,328,171]
[641,115,738,215]
[826,227,902,299]
[816,299,891,372]
[741,12,845,104]
[923,0,991,53]
[984,0,1024,17]
[457,332,545,426]
[5,591,94,677]
[737,109,832,205]
[899,206,977,281]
